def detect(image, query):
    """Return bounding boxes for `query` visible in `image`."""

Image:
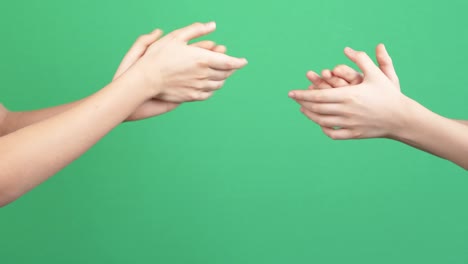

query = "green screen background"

[1,0,468,263]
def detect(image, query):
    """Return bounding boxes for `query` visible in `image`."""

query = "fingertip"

[214,45,227,53]
[307,70,318,77]
[288,91,296,98]
[152,28,163,35]
[206,21,216,31]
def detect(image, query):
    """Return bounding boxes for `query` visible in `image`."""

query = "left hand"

[289,44,412,140]
[113,29,228,121]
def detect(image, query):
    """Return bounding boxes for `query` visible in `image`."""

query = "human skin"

[289,44,468,170]
[0,30,228,136]
[0,22,248,207]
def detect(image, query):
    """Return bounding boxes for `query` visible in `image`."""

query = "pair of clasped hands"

[122,21,407,141]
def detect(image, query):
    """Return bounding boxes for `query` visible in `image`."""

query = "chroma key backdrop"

[1,0,468,263]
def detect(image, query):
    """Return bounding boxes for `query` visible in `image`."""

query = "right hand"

[128,22,248,103]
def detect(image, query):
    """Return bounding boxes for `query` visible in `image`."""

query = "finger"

[376,43,400,85]
[170,22,217,42]
[191,41,227,54]
[322,69,332,79]
[300,108,347,128]
[191,40,217,50]
[322,126,357,140]
[288,89,347,103]
[344,47,381,77]
[207,69,235,81]
[213,45,227,54]
[322,68,349,88]
[193,91,214,101]
[332,65,363,85]
[306,71,331,89]
[205,51,248,70]
[203,80,226,91]
[298,102,344,115]
[114,29,163,79]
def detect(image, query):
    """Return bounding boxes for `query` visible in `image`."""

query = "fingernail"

[288,92,296,98]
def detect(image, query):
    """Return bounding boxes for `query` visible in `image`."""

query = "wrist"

[123,65,163,100]
[387,95,430,142]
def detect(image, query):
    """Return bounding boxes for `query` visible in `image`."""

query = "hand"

[306,66,364,90]
[290,44,413,140]
[126,22,248,103]
[113,29,228,121]
[306,44,399,90]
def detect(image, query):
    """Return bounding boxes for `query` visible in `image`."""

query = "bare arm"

[0,31,230,137]
[390,99,468,169]
[0,101,84,137]
[292,44,468,170]
[0,74,150,206]
[0,22,248,207]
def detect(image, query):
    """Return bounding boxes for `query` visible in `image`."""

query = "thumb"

[113,29,163,80]
[376,43,400,86]
[344,47,381,78]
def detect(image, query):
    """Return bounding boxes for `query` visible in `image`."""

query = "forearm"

[1,99,87,136]
[392,99,468,170]
[0,74,151,206]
